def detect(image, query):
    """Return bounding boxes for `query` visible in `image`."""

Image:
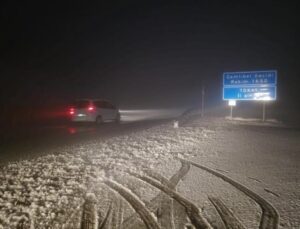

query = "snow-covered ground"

[0,116,299,228]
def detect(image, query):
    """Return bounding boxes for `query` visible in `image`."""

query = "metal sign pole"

[262,102,266,122]
[228,100,236,119]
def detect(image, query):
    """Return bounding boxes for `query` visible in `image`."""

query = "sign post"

[223,70,277,121]
[262,102,266,122]
[228,100,236,119]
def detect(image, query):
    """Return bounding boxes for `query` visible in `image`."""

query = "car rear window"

[73,100,90,108]
[94,101,116,109]
[94,101,105,108]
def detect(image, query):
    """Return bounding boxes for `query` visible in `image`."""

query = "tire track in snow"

[145,161,190,229]
[121,160,190,229]
[183,159,280,229]
[145,170,175,229]
[264,189,280,198]
[110,198,124,229]
[127,170,213,229]
[78,158,279,229]
[208,196,246,229]
[98,202,112,229]
[80,194,98,229]
[116,199,124,229]
[104,179,161,229]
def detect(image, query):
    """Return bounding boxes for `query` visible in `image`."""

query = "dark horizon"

[1,1,300,113]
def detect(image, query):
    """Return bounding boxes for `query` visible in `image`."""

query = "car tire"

[96,116,103,125]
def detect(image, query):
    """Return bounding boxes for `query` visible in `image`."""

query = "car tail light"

[69,108,75,115]
[88,106,95,111]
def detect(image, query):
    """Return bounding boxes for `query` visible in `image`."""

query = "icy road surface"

[0,108,184,164]
[0,116,299,228]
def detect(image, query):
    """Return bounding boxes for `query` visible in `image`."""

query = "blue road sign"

[223,86,276,100]
[223,70,277,101]
[223,70,277,86]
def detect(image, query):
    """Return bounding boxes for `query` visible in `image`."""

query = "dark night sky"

[1,0,300,110]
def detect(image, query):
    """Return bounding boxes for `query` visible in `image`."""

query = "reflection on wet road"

[0,109,183,164]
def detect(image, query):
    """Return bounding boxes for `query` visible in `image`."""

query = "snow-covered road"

[0,116,299,228]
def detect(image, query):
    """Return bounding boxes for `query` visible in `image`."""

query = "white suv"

[69,99,120,124]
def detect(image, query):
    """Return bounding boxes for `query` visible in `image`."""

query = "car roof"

[75,99,115,104]
[76,98,109,102]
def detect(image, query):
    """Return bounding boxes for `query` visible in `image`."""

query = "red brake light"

[69,108,75,115]
[88,106,94,111]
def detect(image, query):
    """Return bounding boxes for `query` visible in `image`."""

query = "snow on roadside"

[1,116,298,228]
[0,121,215,228]
[225,116,284,127]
